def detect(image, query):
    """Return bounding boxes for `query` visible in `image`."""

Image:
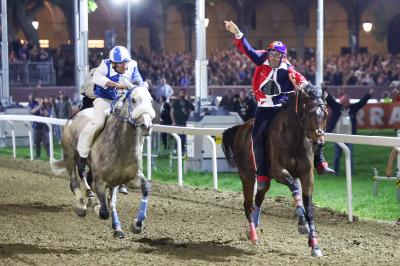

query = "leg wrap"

[256,175,271,191]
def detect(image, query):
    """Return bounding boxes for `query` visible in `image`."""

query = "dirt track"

[0,158,399,265]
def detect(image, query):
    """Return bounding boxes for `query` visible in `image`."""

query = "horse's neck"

[278,104,304,136]
[102,116,142,153]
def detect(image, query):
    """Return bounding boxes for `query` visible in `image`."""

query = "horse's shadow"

[0,203,68,216]
[135,237,255,262]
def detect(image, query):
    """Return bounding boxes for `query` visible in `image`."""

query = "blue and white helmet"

[109,46,131,63]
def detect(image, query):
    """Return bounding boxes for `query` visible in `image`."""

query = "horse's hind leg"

[253,176,271,228]
[131,176,151,234]
[68,159,87,217]
[240,171,258,244]
[109,187,125,239]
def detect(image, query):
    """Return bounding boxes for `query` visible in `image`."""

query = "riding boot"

[253,135,270,189]
[77,156,87,179]
[314,144,335,175]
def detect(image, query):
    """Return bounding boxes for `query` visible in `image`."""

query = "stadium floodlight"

[113,0,141,53]
[32,21,39,30]
[363,22,372,33]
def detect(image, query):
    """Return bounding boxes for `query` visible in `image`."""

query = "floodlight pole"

[75,0,89,93]
[127,0,131,53]
[316,0,324,88]
[1,0,9,101]
[195,0,208,112]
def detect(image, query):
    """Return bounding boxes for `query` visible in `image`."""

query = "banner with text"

[355,103,400,129]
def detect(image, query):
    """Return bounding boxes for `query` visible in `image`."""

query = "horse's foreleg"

[109,186,124,239]
[303,194,323,257]
[277,171,309,235]
[253,176,271,228]
[96,181,109,220]
[132,177,150,234]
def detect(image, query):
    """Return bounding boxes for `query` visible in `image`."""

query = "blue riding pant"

[252,107,281,177]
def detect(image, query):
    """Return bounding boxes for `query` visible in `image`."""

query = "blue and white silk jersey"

[234,35,306,108]
[93,59,144,100]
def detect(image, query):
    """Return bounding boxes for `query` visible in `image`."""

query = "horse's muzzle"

[137,113,153,136]
[315,129,325,145]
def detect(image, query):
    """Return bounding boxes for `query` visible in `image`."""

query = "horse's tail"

[222,124,241,167]
[50,159,67,176]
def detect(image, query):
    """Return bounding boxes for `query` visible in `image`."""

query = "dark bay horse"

[51,85,155,238]
[222,85,327,257]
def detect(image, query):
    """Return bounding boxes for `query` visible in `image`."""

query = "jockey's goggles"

[268,50,284,59]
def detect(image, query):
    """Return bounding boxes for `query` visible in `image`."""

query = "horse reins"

[295,89,326,143]
[110,89,138,127]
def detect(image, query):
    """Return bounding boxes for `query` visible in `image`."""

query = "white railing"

[1,114,400,222]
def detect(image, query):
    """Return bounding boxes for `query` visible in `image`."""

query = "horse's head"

[117,86,156,136]
[297,85,328,145]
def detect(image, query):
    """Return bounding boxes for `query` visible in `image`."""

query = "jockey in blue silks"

[76,46,145,191]
[224,20,334,192]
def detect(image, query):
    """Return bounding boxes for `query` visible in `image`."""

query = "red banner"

[354,102,400,129]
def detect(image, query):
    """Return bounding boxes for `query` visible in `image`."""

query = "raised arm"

[224,20,268,66]
[351,89,374,113]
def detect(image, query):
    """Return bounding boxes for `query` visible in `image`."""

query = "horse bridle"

[110,90,138,127]
[295,89,327,143]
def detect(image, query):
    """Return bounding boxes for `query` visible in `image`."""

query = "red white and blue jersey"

[235,36,306,107]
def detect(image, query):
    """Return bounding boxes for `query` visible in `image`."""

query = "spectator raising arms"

[325,88,375,175]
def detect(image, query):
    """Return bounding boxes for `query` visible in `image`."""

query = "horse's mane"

[284,85,324,109]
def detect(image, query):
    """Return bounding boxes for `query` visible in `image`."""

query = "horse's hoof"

[74,207,87,217]
[131,219,144,234]
[311,247,323,257]
[113,230,125,239]
[298,223,310,235]
[99,211,110,220]
[250,238,259,245]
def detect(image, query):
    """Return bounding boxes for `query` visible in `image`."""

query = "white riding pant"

[77,98,111,158]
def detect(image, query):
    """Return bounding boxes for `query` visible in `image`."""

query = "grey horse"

[51,85,156,238]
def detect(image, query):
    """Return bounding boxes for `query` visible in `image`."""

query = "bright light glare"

[363,22,373,33]
[205,18,209,28]
[32,21,39,30]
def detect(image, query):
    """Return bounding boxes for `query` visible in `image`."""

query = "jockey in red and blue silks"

[225,20,334,191]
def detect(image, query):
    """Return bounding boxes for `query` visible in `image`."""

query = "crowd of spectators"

[9,41,50,63]
[27,91,72,158]
[9,41,400,88]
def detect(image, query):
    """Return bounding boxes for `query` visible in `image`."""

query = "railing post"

[25,122,33,160]
[205,135,218,190]
[47,123,54,161]
[171,133,183,187]
[146,136,151,180]
[6,121,16,159]
[338,142,353,222]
